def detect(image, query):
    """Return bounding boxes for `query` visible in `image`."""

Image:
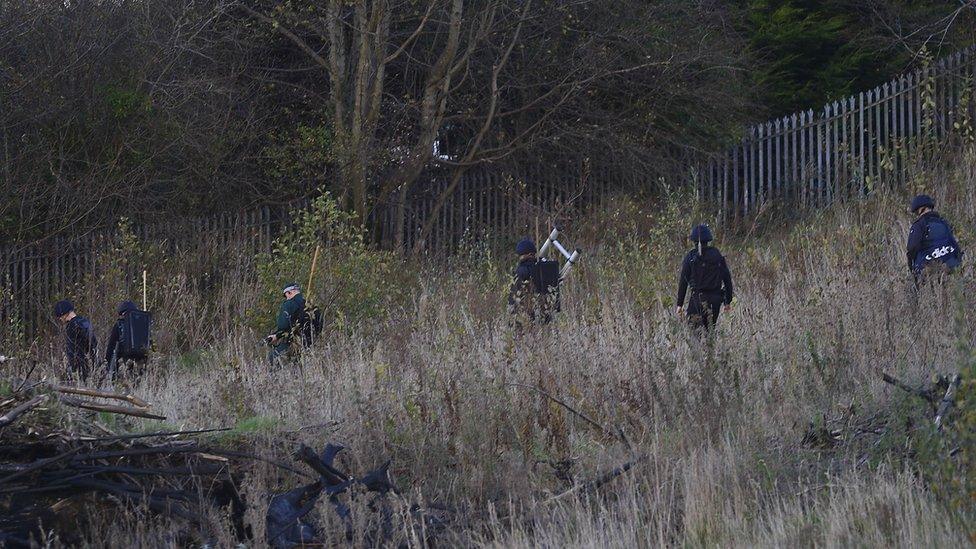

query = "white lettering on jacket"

[925,245,955,261]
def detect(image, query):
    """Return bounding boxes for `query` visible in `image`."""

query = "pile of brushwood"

[266,443,453,547]
[0,380,252,546]
[800,371,963,452]
[0,378,448,547]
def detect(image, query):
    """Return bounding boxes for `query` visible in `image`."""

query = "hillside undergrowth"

[5,148,976,547]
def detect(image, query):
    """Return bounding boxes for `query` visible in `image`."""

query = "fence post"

[732,145,740,223]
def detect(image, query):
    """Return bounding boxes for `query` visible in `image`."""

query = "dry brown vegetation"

[4,149,976,547]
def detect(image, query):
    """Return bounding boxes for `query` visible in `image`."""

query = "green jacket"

[275,293,306,337]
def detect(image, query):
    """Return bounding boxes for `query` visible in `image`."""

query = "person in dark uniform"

[906,194,962,283]
[267,282,305,367]
[675,224,734,331]
[54,300,98,381]
[104,300,141,378]
[507,238,556,329]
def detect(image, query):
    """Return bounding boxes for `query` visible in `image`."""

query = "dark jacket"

[508,257,539,306]
[907,211,962,273]
[104,316,124,363]
[276,293,306,337]
[514,257,537,285]
[65,316,98,372]
[677,246,734,306]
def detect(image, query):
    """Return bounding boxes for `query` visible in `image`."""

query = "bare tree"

[241,0,503,231]
[242,0,753,252]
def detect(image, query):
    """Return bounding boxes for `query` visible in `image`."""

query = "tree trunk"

[393,185,409,252]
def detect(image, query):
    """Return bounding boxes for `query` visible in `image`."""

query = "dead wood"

[935,374,961,430]
[881,372,937,403]
[59,396,166,420]
[0,384,252,545]
[51,385,150,408]
[75,426,231,443]
[294,444,350,486]
[0,394,48,428]
[0,447,81,485]
[506,382,617,435]
[544,455,647,504]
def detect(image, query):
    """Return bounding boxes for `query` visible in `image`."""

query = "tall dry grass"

[5,148,976,547]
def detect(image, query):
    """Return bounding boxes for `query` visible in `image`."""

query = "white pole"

[559,249,581,280]
[538,228,559,257]
[552,239,574,261]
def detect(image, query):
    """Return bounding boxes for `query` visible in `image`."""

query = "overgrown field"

[5,149,976,547]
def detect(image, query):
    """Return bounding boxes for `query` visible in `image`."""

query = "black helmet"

[910,194,935,213]
[117,300,138,315]
[515,238,536,255]
[689,224,713,243]
[54,300,74,317]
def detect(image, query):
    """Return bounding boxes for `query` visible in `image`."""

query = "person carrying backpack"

[675,224,734,331]
[507,238,558,330]
[54,299,98,382]
[267,282,306,367]
[105,300,151,378]
[906,194,962,282]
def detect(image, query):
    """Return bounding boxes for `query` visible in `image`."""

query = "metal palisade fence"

[0,203,302,344]
[0,158,625,341]
[699,46,976,220]
[3,46,976,342]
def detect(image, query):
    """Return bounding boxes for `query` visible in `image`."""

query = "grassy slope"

[12,149,976,547]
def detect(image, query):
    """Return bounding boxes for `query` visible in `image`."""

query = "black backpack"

[293,304,325,346]
[689,248,725,293]
[118,310,151,360]
[533,259,562,312]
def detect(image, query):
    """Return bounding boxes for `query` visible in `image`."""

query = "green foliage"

[214,415,279,445]
[89,218,158,307]
[175,350,208,373]
[912,287,976,534]
[261,120,336,182]
[101,85,152,120]
[744,1,973,117]
[594,185,701,309]
[746,0,883,115]
[940,353,976,528]
[0,281,26,350]
[253,191,410,332]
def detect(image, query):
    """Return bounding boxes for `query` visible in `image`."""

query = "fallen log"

[0,447,81,486]
[75,426,231,443]
[267,443,423,548]
[0,394,49,428]
[52,385,150,408]
[294,444,350,486]
[73,444,202,461]
[59,396,166,420]
[880,371,962,428]
[544,455,647,505]
[0,382,250,546]
[881,372,936,403]
[935,374,961,430]
[506,382,633,447]
[203,448,314,478]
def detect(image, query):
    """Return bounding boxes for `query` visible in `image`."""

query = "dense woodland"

[1,0,974,245]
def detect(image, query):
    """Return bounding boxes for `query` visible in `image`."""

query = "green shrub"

[591,185,701,309]
[915,288,976,536]
[252,191,412,332]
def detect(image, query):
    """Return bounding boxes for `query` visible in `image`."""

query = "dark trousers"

[67,357,93,382]
[687,291,723,330]
[913,261,954,288]
[268,343,290,369]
